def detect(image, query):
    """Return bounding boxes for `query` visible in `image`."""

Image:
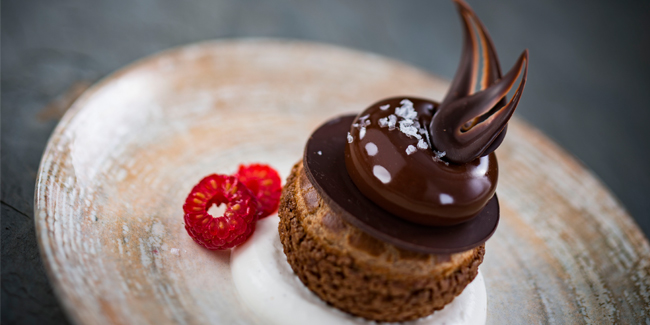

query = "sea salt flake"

[423,126,432,147]
[406,110,418,120]
[400,122,420,139]
[395,99,418,120]
[378,117,389,128]
[317,151,322,155]
[394,107,408,118]
[387,115,397,130]
[359,127,366,140]
[347,132,353,143]
[400,99,414,107]
[359,114,370,121]
[432,150,449,165]
[417,139,429,150]
[380,104,390,110]
[406,145,417,155]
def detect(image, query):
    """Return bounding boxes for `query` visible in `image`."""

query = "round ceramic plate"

[35,39,650,324]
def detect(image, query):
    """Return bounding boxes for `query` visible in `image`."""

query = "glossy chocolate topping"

[345,97,498,226]
[431,0,529,164]
[301,0,526,250]
[304,115,499,254]
[342,0,528,226]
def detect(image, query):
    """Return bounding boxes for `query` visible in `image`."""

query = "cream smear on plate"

[231,216,487,325]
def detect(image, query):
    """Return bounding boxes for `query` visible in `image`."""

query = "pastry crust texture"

[278,161,485,322]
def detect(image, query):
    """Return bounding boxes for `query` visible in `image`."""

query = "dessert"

[278,0,528,322]
[279,163,486,321]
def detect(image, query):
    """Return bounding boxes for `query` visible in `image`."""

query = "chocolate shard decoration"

[430,0,529,164]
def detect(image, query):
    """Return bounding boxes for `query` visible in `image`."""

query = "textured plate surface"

[35,39,650,324]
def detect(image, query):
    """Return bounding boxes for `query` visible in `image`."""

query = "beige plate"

[35,39,650,324]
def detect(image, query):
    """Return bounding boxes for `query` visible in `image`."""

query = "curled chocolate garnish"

[341,0,528,226]
[430,0,529,164]
[306,0,526,239]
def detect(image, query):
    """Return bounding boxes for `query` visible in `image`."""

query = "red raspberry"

[183,174,259,250]
[235,164,282,218]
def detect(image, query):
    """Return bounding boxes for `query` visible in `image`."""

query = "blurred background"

[2,0,649,323]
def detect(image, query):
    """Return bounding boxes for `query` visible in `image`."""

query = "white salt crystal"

[378,117,389,128]
[400,99,414,107]
[432,150,449,165]
[406,145,417,155]
[405,110,418,120]
[395,99,418,120]
[400,120,421,139]
[417,139,429,150]
[387,115,397,130]
[317,151,322,155]
[359,127,366,140]
[347,132,353,143]
[380,104,390,110]
[394,106,408,118]
[423,126,432,147]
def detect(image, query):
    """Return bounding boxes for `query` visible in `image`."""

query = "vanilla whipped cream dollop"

[231,216,487,325]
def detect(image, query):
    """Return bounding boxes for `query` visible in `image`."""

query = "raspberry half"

[183,174,259,250]
[235,164,282,218]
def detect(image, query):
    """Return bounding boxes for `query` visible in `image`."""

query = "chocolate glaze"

[342,0,528,226]
[431,0,529,164]
[345,97,498,226]
[304,115,499,254]
[300,0,527,251]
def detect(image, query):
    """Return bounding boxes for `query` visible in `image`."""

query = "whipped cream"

[231,216,487,325]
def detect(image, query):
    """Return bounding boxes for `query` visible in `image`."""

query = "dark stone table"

[2,0,648,323]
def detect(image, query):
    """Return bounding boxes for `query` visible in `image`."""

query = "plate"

[35,39,650,324]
